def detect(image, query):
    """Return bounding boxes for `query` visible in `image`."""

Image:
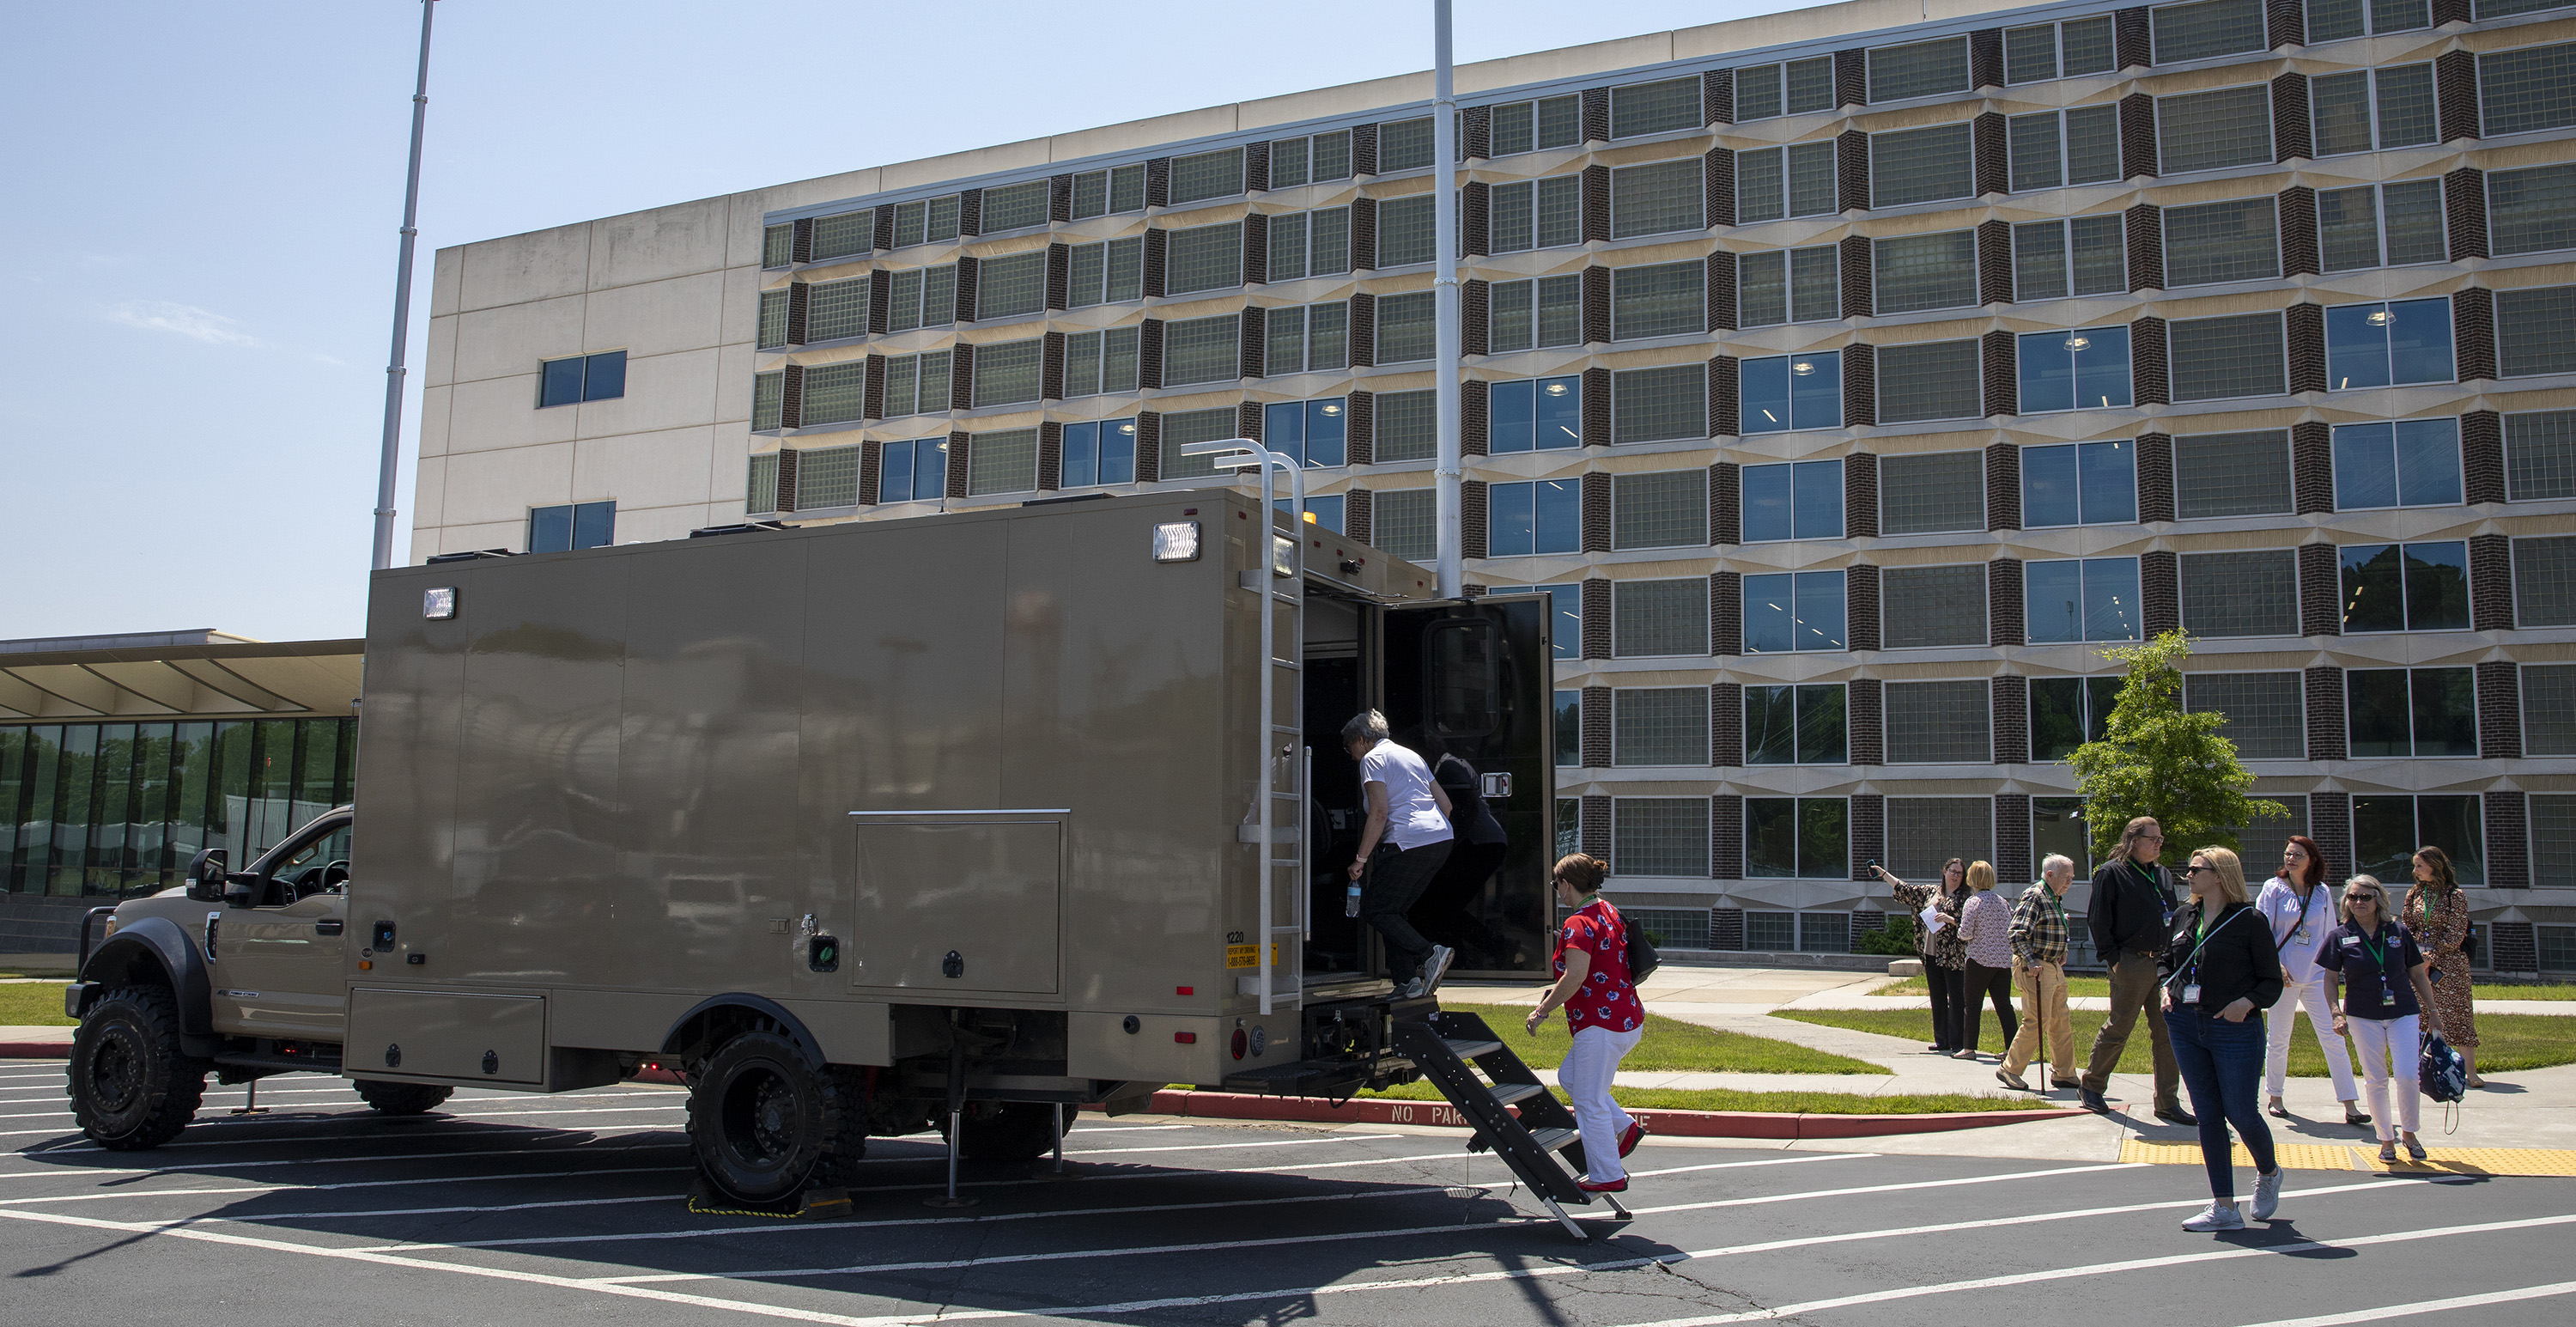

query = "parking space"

[6,1058,2576,1327]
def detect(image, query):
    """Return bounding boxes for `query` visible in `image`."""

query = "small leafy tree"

[2068,630,2286,862]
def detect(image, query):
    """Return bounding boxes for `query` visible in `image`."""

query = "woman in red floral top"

[1527,853,1647,1192]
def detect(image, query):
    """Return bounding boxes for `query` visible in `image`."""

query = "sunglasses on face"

[2186,864,2216,874]
[2344,894,2376,904]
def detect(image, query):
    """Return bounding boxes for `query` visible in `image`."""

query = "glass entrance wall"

[0,717,355,897]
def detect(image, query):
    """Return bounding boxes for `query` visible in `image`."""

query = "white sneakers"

[2251,1169,2283,1221]
[2184,1172,2282,1231]
[2182,1204,2245,1232]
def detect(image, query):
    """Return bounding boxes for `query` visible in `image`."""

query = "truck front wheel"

[354,1080,453,1116]
[67,986,209,1151]
[688,1032,852,1203]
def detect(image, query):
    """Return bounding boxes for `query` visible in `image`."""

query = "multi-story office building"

[413,0,2576,971]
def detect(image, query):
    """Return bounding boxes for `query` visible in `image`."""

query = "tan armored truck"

[67,489,1580,1208]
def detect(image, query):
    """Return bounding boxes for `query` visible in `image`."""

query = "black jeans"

[1927,961,1966,1050]
[1962,959,2019,1053]
[1363,839,1452,983]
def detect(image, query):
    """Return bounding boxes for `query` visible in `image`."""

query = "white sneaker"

[1397,976,1427,999]
[1422,946,1456,994]
[2182,1203,2245,1232]
[2251,1170,2282,1221]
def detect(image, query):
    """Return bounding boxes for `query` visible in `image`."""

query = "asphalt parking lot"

[5,1058,2575,1327]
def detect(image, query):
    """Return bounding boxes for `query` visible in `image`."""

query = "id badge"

[2381,980,2397,1006]
[2182,983,2202,1004]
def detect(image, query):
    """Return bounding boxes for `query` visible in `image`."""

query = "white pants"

[2263,971,2359,1101]
[1558,1023,1643,1183]
[2349,1014,2421,1141]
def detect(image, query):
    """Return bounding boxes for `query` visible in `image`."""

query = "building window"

[2480,42,2576,138]
[1486,276,1583,352]
[806,277,870,343]
[805,211,869,265]
[1359,292,1427,364]
[1278,208,1355,282]
[2031,676,2120,761]
[2180,550,2300,637]
[1736,142,1839,222]
[2306,0,2433,40]
[980,180,1050,234]
[791,445,860,508]
[2517,536,2576,626]
[1747,684,1848,764]
[2170,312,2287,402]
[2354,794,2484,886]
[2340,540,2471,634]
[970,338,1042,407]
[878,436,949,503]
[799,360,868,426]
[762,223,794,270]
[1870,124,1976,209]
[1743,460,1844,542]
[1880,451,1984,536]
[2318,180,2447,271]
[1258,398,1346,469]
[2489,163,2576,258]
[1492,585,1582,660]
[2024,441,2137,527]
[2333,418,2464,509]
[2164,198,2280,287]
[1160,405,1246,482]
[1489,376,1582,452]
[1060,418,1137,488]
[1615,797,1713,878]
[1264,131,1354,188]
[2506,409,2576,500]
[1747,798,1847,880]
[1876,340,1984,424]
[1612,159,1704,238]
[1886,679,1990,764]
[2008,106,2122,192]
[2005,15,2119,82]
[1744,571,1848,653]
[1297,493,1346,533]
[1488,479,1581,556]
[1162,314,1242,387]
[879,350,952,419]
[1881,564,1988,648]
[2348,668,2478,757]
[1614,687,1710,766]
[1376,390,1437,462]
[2499,284,2576,377]
[1486,176,1583,254]
[538,350,626,408]
[1375,194,1437,268]
[2173,429,2293,518]
[1061,327,1141,400]
[2153,0,2267,64]
[889,195,962,249]
[2027,557,2142,643]
[1612,260,1704,340]
[1066,237,1145,308]
[1868,35,1971,102]
[1487,95,1583,155]
[747,453,780,514]
[1554,689,1581,767]
[1612,75,1704,137]
[1377,117,1436,173]
[1265,302,1349,376]
[756,289,792,350]
[2325,299,2455,390]
[1741,351,1842,433]
[1612,364,1708,444]
[963,427,1037,497]
[751,370,784,434]
[527,501,614,553]
[2159,85,2276,173]
[1875,231,1980,313]
[1739,246,1839,327]
[2014,216,2127,301]
[884,265,959,332]
[1169,147,1244,205]
[2525,664,2576,755]
[1735,56,1838,120]
[2018,328,2133,414]
[975,252,1046,321]
[2183,672,2306,758]
[1166,222,1243,295]
[1613,578,1709,657]
[1069,164,1149,219]
[1613,470,1708,551]
[2312,65,2438,158]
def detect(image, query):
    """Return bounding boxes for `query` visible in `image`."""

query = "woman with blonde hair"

[2161,846,2286,1232]
[2318,874,2443,1163]
[2403,846,2482,1087]
[1955,861,2019,1060]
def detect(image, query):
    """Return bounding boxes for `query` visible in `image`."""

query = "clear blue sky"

[0,0,1810,643]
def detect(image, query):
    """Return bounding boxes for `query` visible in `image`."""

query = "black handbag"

[1624,914,1662,982]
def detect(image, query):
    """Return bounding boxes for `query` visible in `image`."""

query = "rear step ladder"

[1392,1006,1629,1239]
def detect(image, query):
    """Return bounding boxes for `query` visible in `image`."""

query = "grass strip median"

[1440,1003,1884,1074]
[0,984,71,1027]
[1869,976,2576,1002]
[1355,1079,2056,1113]
[1772,1008,2576,1074]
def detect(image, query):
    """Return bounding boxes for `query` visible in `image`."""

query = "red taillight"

[1230,1029,1247,1060]
[1175,1032,1197,1044]
[1176,986,1194,995]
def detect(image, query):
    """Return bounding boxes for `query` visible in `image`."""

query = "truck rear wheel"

[355,1080,453,1116]
[944,1101,1078,1164]
[67,986,208,1151]
[688,1032,853,1203]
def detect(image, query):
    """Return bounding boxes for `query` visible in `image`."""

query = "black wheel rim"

[717,1063,799,1168]
[88,1025,143,1116]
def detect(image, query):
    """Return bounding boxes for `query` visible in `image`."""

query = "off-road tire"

[944,1101,1078,1164]
[354,1080,453,1116]
[806,1067,873,1188]
[67,985,209,1151]
[686,1031,853,1203]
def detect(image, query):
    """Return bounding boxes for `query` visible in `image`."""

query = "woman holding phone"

[1874,860,1968,1055]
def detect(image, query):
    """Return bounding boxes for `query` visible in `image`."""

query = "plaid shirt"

[2009,881,2070,967]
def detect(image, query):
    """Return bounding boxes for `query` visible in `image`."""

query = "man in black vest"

[2079,815,2193,1123]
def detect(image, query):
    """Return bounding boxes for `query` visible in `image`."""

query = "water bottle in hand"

[1345,880,1363,918]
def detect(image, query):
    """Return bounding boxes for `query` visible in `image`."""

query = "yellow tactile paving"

[2120,1140,2365,1171]
[2360,1147,2576,1178]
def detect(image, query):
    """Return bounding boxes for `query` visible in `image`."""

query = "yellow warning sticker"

[1225,943,1284,970]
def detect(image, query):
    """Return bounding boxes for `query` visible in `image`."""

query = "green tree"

[2067,630,2287,862]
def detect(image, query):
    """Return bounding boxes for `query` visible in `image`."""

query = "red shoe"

[1577,1177,1628,1194]
[1617,1119,1646,1158]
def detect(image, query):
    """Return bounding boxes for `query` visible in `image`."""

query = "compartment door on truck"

[848,812,1065,995]
[1381,598,1553,976]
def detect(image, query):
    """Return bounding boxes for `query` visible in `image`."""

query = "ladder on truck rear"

[1239,502,1307,1014]
[1393,1001,1631,1239]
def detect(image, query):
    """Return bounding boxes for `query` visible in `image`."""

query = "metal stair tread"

[1526,1127,1579,1152]
[1443,1037,1504,1059]
[1485,1080,1546,1106]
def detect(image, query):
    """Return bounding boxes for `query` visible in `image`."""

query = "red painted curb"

[0,1041,69,1060]
[1135,1089,2070,1139]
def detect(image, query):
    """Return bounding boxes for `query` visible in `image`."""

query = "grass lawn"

[0,969,76,982]
[1868,976,2576,1002]
[0,983,73,1027]
[1442,1004,1883,1074]
[1358,1079,2057,1113]
[1772,1008,2576,1075]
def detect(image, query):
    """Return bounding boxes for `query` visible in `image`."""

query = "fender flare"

[660,994,827,1070]
[78,916,219,1055]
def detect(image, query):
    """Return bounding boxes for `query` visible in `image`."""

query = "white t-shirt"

[2255,875,2335,983]
[1360,741,1455,851]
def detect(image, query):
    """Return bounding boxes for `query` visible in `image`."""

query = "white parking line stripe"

[0,1091,690,1123]
[0,1164,679,1207]
[0,1137,690,1182]
[1629,1160,2147,1216]
[0,1101,688,1137]
[13,1122,660,1155]
[2220,1279,2576,1327]
[1059,1133,1398,1156]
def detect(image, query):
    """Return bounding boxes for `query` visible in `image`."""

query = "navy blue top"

[2316,920,2425,1021]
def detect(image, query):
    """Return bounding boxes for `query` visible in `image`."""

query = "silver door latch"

[1480,772,1513,798]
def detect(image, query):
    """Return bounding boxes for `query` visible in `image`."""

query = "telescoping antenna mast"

[1431,0,1463,600]
[372,0,438,571]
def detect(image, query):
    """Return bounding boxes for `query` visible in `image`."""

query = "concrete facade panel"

[580,270,726,359]
[424,313,458,390]
[611,502,717,545]
[417,385,452,460]
[446,374,574,454]
[588,196,730,290]
[880,140,1055,192]
[439,441,576,530]
[714,343,756,424]
[574,346,720,435]
[572,424,715,510]
[720,266,767,350]
[429,247,462,318]
[457,223,591,313]
[450,295,586,387]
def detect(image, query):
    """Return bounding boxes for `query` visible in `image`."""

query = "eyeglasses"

[2139,834,2165,843]
[2343,894,2377,904]
[2186,864,2217,874]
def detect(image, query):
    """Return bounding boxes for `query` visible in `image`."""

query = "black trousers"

[1962,959,2020,1053]
[1927,961,1966,1050]
[1419,838,1512,965]
[1363,839,1452,983]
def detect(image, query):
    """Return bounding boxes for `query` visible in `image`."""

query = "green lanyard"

[2356,923,2393,977]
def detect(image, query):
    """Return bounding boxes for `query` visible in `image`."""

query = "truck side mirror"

[223,874,259,909]
[185,849,228,903]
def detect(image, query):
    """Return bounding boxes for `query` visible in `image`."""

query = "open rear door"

[1381,597,1552,977]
